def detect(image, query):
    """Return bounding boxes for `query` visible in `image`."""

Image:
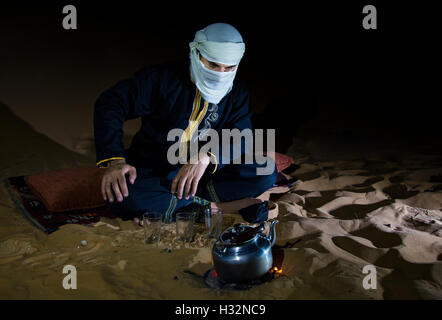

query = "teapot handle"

[255,222,267,233]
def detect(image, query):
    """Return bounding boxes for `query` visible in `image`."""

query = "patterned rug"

[3,176,116,234]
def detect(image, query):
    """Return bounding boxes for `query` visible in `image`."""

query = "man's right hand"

[101,160,137,202]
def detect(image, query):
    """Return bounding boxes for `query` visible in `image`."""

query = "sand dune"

[0,101,441,299]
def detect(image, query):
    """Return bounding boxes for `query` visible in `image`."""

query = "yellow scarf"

[179,89,209,161]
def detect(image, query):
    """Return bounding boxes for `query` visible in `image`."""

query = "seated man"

[94,23,277,223]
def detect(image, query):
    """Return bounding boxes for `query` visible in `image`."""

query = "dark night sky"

[0,1,440,151]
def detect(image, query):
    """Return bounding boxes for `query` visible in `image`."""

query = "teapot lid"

[219,223,266,246]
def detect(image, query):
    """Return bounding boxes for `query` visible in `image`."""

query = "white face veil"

[189,23,246,104]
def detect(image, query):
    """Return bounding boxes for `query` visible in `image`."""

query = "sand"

[0,101,441,300]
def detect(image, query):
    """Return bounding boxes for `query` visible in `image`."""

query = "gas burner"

[203,268,275,290]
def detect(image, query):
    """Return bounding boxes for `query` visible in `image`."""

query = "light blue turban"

[189,23,246,66]
[189,23,246,104]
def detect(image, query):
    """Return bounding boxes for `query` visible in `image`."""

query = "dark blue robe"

[94,60,276,221]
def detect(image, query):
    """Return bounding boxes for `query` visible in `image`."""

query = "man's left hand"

[171,154,210,200]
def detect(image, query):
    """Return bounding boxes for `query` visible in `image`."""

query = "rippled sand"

[0,102,441,299]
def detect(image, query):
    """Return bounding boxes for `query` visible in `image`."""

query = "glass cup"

[142,212,162,244]
[176,212,195,242]
[205,208,223,239]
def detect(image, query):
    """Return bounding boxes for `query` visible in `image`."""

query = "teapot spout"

[268,220,279,247]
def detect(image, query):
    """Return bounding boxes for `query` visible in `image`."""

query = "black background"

[0,0,441,306]
[1,1,440,153]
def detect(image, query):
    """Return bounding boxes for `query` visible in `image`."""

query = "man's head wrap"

[189,23,245,104]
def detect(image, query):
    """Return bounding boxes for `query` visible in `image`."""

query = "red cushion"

[24,166,105,212]
[255,152,295,173]
[273,152,295,173]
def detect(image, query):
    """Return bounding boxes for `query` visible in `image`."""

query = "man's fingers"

[177,176,187,199]
[171,169,184,195]
[191,177,199,198]
[111,180,124,202]
[102,164,137,203]
[133,217,143,226]
[184,178,193,199]
[127,166,137,184]
[118,174,129,198]
[101,177,107,201]
[105,181,114,202]
[171,175,179,195]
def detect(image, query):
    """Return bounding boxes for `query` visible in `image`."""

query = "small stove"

[203,267,280,290]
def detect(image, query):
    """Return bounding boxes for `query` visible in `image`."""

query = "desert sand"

[0,101,441,300]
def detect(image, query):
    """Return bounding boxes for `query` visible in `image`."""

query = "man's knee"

[105,179,146,219]
[242,161,278,196]
[255,166,277,191]
[228,159,277,191]
[106,194,143,219]
[251,157,277,187]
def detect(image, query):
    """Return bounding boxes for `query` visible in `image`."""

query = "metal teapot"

[211,220,279,283]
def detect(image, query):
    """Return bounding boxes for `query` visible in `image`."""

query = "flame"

[271,266,283,274]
